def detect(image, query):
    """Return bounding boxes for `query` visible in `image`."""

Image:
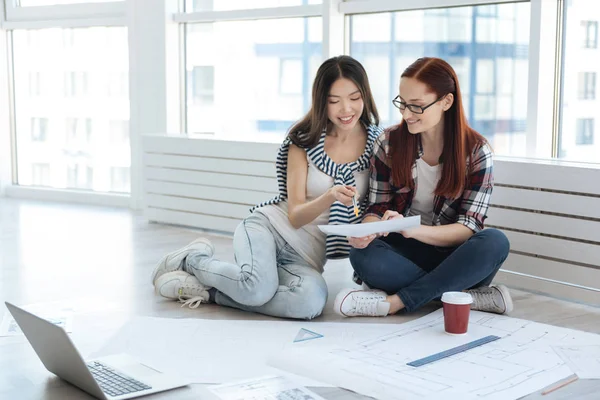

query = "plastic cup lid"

[441,291,473,305]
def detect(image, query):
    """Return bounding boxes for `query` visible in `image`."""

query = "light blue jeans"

[185,212,328,320]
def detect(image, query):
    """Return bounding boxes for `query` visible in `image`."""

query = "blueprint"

[270,309,600,400]
[91,316,402,386]
[553,345,600,379]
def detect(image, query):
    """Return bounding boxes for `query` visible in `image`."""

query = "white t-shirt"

[408,158,442,226]
[256,158,369,272]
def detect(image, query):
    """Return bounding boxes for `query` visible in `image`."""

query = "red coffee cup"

[441,292,473,335]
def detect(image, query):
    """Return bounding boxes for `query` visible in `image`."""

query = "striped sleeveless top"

[252,124,383,259]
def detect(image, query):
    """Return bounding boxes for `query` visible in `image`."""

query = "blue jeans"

[349,228,510,313]
[185,212,328,320]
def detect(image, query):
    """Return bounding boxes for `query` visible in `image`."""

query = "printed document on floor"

[91,317,402,386]
[209,375,326,400]
[553,345,600,379]
[269,309,600,400]
[0,302,74,337]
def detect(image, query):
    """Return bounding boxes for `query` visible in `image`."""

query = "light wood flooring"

[0,198,599,399]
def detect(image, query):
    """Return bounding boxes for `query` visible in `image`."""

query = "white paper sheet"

[553,345,600,379]
[270,309,600,400]
[318,215,420,237]
[0,303,74,337]
[208,375,326,400]
[91,316,401,387]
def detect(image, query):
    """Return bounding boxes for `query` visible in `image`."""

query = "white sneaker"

[150,237,214,285]
[334,288,390,317]
[466,285,513,314]
[154,271,211,308]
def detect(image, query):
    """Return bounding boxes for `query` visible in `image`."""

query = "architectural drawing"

[271,309,600,400]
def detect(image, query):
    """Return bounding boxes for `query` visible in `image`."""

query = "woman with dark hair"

[334,57,512,318]
[150,55,383,319]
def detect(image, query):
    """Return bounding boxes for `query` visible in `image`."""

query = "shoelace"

[471,288,504,312]
[179,296,205,308]
[351,295,383,316]
[176,283,207,308]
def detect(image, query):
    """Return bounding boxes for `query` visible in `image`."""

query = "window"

[17,0,118,5]
[31,163,50,186]
[64,72,88,97]
[109,120,129,145]
[190,66,214,105]
[582,21,598,49]
[65,118,92,147]
[349,2,530,157]
[185,0,321,12]
[279,59,303,95]
[576,119,594,145]
[66,164,94,190]
[28,72,41,97]
[560,0,600,162]
[185,17,322,139]
[108,72,128,97]
[31,118,49,142]
[12,27,130,192]
[578,72,596,99]
[110,167,130,193]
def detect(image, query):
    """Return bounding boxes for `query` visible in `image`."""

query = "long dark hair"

[288,55,379,148]
[389,57,487,199]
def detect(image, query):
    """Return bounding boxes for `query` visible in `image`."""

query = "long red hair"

[389,57,487,199]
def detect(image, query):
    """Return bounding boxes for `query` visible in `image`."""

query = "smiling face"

[398,77,452,134]
[327,78,365,133]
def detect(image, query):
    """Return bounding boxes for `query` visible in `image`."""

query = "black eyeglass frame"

[392,94,447,115]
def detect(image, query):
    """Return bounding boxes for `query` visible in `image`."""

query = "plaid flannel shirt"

[365,130,494,233]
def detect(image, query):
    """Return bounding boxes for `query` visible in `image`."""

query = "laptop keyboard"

[87,361,152,398]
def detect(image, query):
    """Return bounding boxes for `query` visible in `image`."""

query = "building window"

[576,119,594,145]
[65,118,92,145]
[578,72,596,100]
[279,59,303,95]
[66,164,94,190]
[108,72,128,97]
[28,72,41,97]
[109,120,129,145]
[110,167,130,193]
[191,66,215,105]
[31,163,50,186]
[64,71,88,97]
[31,118,49,142]
[582,21,598,49]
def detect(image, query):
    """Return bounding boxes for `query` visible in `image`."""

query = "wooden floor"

[0,198,599,400]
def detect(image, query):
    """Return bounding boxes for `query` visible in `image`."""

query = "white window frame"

[0,0,131,206]
[3,1,126,28]
[0,0,597,210]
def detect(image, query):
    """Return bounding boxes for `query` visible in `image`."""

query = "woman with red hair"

[334,57,512,318]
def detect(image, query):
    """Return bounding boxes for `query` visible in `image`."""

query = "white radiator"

[141,135,600,305]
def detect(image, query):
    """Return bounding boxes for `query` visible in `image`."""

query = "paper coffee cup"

[441,292,473,335]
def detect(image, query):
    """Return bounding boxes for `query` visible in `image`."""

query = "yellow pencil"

[352,193,359,217]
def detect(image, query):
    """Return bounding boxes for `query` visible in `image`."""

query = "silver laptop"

[5,302,189,399]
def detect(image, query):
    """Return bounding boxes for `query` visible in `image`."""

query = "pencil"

[352,193,359,217]
[541,375,578,395]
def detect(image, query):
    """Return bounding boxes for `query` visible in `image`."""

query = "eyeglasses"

[392,94,446,115]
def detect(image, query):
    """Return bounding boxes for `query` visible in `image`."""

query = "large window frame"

[0,0,129,206]
[0,0,598,209]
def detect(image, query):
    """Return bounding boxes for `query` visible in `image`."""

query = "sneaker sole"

[494,284,514,314]
[150,237,214,285]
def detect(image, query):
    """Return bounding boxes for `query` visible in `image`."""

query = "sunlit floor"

[0,198,599,399]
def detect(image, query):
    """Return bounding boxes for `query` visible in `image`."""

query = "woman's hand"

[380,210,403,237]
[329,185,357,207]
[348,234,377,249]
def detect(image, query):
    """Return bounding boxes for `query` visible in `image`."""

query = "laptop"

[5,301,189,399]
